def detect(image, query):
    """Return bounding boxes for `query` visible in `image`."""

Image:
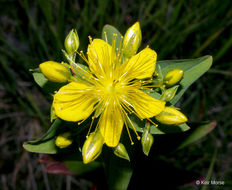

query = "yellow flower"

[53,34,165,147]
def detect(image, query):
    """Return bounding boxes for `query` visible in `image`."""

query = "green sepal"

[50,105,57,122]
[102,25,123,50]
[32,71,64,94]
[114,143,130,161]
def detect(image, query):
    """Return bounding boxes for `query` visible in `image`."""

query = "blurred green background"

[0,0,232,189]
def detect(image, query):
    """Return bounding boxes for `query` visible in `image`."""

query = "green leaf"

[176,120,216,150]
[130,114,190,134]
[156,55,213,104]
[32,71,64,94]
[23,119,62,154]
[104,156,133,190]
[102,25,123,49]
[202,149,218,190]
[150,123,190,134]
[64,161,101,175]
[23,138,57,154]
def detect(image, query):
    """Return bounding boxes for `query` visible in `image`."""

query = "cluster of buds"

[39,30,80,83]
[156,67,187,126]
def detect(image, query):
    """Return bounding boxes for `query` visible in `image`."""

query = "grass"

[0,0,232,189]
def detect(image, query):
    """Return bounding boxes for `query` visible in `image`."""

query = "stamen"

[104,31,108,43]
[118,36,124,56]
[123,115,134,145]
[122,109,141,140]
[120,100,134,114]
[86,116,95,138]
[147,118,158,127]
[88,36,93,43]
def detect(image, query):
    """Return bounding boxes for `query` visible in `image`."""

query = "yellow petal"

[122,47,157,80]
[53,82,97,122]
[129,90,165,119]
[87,39,112,78]
[99,101,124,147]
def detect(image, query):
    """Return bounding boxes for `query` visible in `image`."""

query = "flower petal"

[128,90,165,119]
[87,39,112,78]
[53,82,97,122]
[99,101,124,147]
[122,47,157,80]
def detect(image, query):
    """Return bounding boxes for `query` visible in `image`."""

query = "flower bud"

[113,143,130,161]
[82,131,104,164]
[155,107,188,125]
[39,61,71,83]
[64,29,79,56]
[161,85,179,102]
[123,22,142,58]
[164,69,184,87]
[141,123,154,156]
[55,132,73,149]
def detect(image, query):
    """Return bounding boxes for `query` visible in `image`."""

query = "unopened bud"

[113,143,130,161]
[55,132,72,148]
[39,61,71,83]
[164,69,184,87]
[64,29,79,56]
[161,85,179,102]
[123,22,142,58]
[155,107,188,125]
[141,122,154,156]
[82,131,104,164]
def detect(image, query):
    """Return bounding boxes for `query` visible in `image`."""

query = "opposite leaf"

[23,119,62,154]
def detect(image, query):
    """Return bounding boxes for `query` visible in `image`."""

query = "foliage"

[24,23,212,190]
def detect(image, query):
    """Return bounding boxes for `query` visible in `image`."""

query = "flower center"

[99,79,124,97]
[106,82,115,94]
